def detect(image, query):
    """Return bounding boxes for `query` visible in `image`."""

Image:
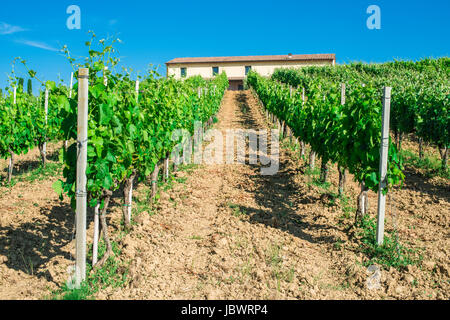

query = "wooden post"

[164,155,169,182]
[151,163,159,200]
[8,86,17,183]
[75,68,89,288]
[309,151,316,169]
[376,87,392,245]
[66,72,74,150]
[341,83,346,105]
[135,80,140,102]
[103,67,108,86]
[43,88,49,156]
[92,204,100,266]
[69,72,74,98]
[127,181,133,222]
[338,83,347,197]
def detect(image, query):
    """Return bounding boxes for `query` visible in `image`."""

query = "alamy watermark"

[366,265,382,290]
[170,122,279,176]
[367,5,381,30]
[66,5,81,30]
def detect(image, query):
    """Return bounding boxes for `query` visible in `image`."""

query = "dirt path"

[0,90,448,300]
[106,91,376,300]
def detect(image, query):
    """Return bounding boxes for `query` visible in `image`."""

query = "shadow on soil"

[0,148,61,182]
[230,92,339,244]
[232,93,449,245]
[400,167,450,203]
[0,202,74,284]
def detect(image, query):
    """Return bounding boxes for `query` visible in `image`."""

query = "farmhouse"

[166,53,336,90]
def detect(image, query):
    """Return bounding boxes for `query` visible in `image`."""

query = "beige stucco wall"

[167,60,334,79]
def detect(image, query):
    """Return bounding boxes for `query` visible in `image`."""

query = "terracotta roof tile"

[166,54,335,64]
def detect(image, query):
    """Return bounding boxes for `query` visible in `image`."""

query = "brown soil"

[0,142,74,299]
[0,90,448,300]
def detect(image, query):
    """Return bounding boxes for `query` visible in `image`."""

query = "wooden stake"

[309,151,316,169]
[164,153,169,182]
[135,80,140,102]
[69,72,74,98]
[67,72,74,149]
[8,87,17,183]
[151,163,160,201]
[92,203,100,266]
[338,83,347,195]
[341,83,346,105]
[43,88,49,157]
[338,166,346,196]
[376,87,392,245]
[103,67,108,86]
[128,181,133,222]
[7,151,14,184]
[122,173,135,230]
[75,68,89,288]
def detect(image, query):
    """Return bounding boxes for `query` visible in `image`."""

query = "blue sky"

[1,0,449,93]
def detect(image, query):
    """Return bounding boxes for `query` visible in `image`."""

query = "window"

[212,67,219,76]
[181,67,187,78]
[245,66,252,75]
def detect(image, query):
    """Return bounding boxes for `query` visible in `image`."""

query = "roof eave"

[166,54,336,65]
[166,59,335,65]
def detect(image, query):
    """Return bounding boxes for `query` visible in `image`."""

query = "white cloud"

[0,22,27,35]
[15,39,60,52]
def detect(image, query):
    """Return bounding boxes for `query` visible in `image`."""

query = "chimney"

[288,53,293,58]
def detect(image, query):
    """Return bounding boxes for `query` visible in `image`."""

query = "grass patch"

[162,175,176,191]
[305,166,320,177]
[239,103,249,114]
[1,162,63,187]
[49,239,129,300]
[356,214,422,270]
[311,177,331,190]
[23,162,63,182]
[0,177,18,188]
[133,185,157,216]
[281,139,300,155]
[338,194,355,221]
[401,149,449,179]
[51,282,92,300]
[266,243,294,285]
[333,239,345,250]
[178,163,199,174]
[175,176,188,184]
[227,202,247,217]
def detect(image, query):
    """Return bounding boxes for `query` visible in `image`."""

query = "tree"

[27,79,32,95]
[18,78,24,92]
